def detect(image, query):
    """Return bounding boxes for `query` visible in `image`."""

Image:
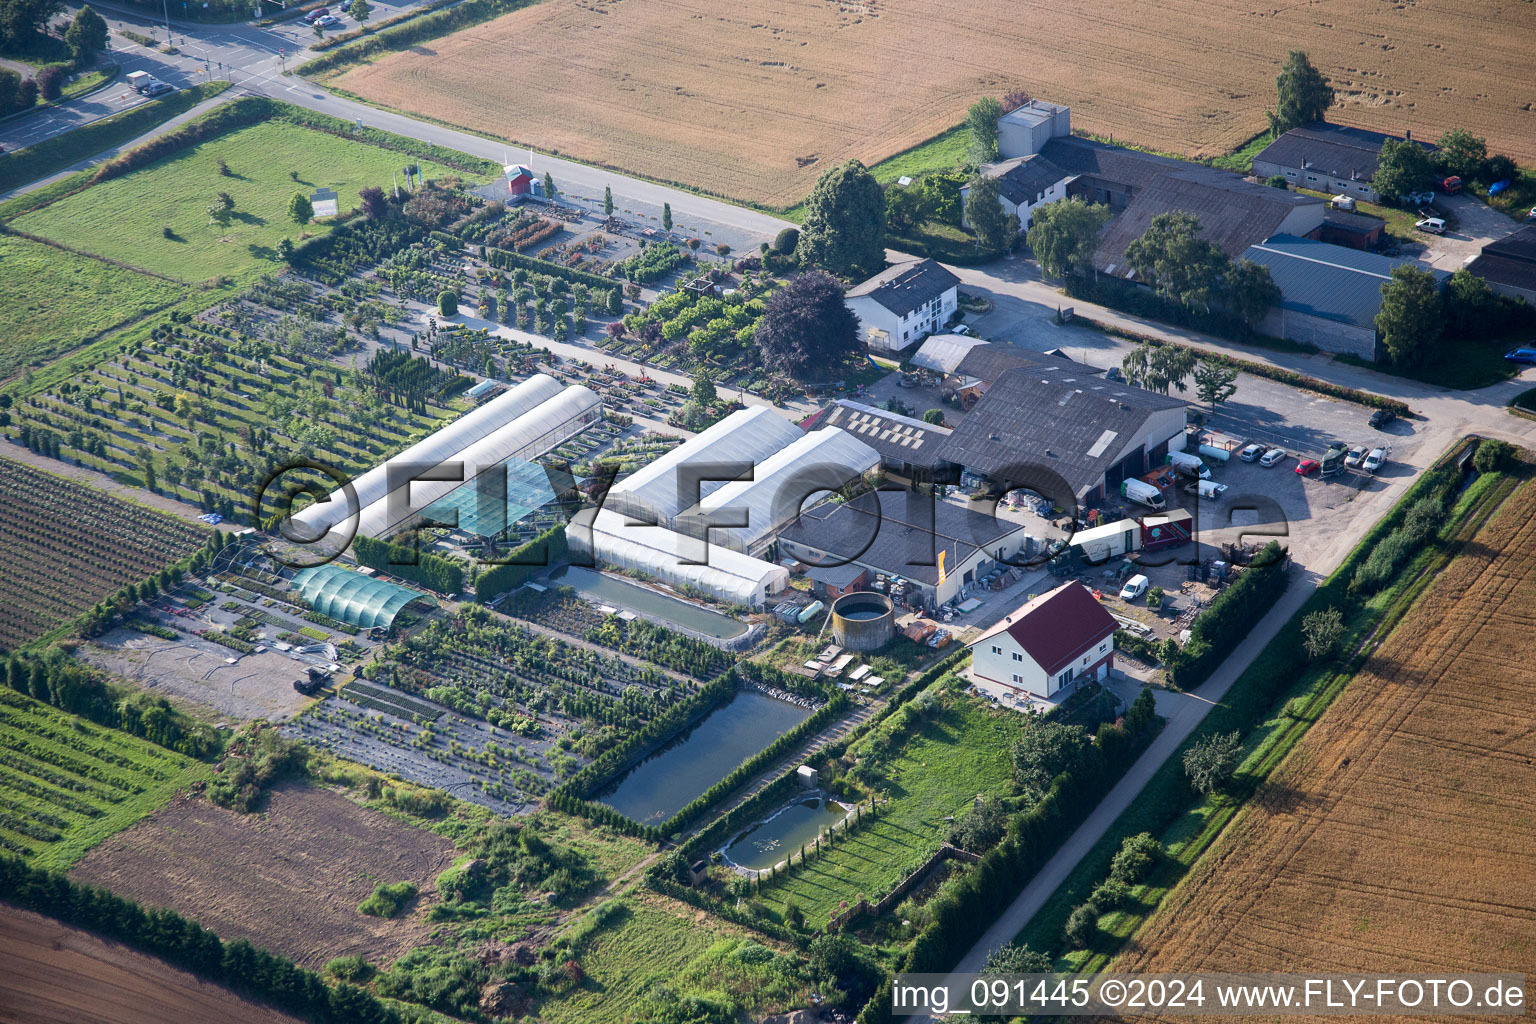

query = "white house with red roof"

[967,582,1117,699]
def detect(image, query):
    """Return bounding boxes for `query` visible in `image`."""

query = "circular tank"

[830,592,895,652]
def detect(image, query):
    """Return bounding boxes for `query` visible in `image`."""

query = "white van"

[1119,574,1150,601]
[1166,450,1212,480]
[1121,478,1166,510]
[1183,480,1229,501]
[1415,217,1446,235]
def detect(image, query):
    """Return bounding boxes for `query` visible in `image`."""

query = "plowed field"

[70,784,456,968]
[332,0,1534,208]
[1114,477,1536,1017]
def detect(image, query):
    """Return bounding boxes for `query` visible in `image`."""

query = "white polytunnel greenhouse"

[603,405,804,527]
[355,384,601,539]
[568,507,790,608]
[675,427,881,556]
[288,373,565,544]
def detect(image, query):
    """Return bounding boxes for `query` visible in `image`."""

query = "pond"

[597,691,809,825]
[719,793,849,872]
[550,565,747,640]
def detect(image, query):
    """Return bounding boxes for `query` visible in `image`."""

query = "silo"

[830,592,895,652]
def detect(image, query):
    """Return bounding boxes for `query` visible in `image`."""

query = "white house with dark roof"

[968,582,1118,699]
[845,258,961,352]
[961,153,1075,232]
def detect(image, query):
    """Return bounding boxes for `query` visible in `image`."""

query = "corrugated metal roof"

[1242,234,1448,331]
[911,334,989,374]
[1252,122,1431,182]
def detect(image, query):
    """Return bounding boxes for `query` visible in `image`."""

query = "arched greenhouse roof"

[290,565,432,629]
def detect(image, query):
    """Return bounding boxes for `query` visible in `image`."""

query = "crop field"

[0,688,209,870]
[12,121,453,284]
[0,456,208,652]
[330,0,1531,209]
[0,234,187,382]
[0,904,305,1024]
[1115,478,1536,1001]
[757,687,1026,928]
[70,782,457,968]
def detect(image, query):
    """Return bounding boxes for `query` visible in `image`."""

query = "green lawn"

[0,233,187,380]
[14,120,453,284]
[756,691,1026,928]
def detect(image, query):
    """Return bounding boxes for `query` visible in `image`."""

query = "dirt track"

[0,904,303,1024]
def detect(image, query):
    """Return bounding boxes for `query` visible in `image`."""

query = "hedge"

[351,534,464,595]
[484,247,618,292]
[296,0,536,78]
[473,525,569,602]
[1163,541,1290,688]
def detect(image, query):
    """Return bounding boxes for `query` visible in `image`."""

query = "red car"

[303,6,329,21]
[1295,459,1320,476]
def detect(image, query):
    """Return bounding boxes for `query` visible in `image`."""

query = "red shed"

[504,164,534,198]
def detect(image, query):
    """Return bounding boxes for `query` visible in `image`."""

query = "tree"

[690,370,717,407]
[1473,438,1514,473]
[603,185,613,217]
[662,202,672,232]
[964,175,1019,253]
[772,227,799,255]
[0,70,17,115]
[884,184,923,236]
[1270,50,1333,134]
[358,185,387,219]
[35,63,63,100]
[287,191,313,226]
[543,172,556,203]
[1064,902,1100,949]
[1108,832,1163,884]
[65,6,110,65]
[1192,358,1238,415]
[1372,138,1433,205]
[985,942,1053,974]
[1224,258,1282,333]
[1120,343,1195,395]
[947,796,1006,853]
[16,75,34,109]
[1027,197,1112,279]
[755,270,860,381]
[1435,128,1486,180]
[1300,606,1345,661]
[797,159,886,279]
[1012,721,1092,794]
[347,0,371,23]
[965,95,1003,165]
[1125,211,1226,310]
[276,237,296,263]
[921,408,945,425]
[438,289,459,317]
[1375,264,1443,366]
[207,199,232,229]
[1,0,64,48]
[1442,266,1494,339]
[1183,730,1242,794]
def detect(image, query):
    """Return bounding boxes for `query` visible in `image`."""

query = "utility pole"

[161,0,172,43]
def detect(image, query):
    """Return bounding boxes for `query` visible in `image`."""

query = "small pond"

[719,793,849,871]
[597,691,809,825]
[550,565,746,640]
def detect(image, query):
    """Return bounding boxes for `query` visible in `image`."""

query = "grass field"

[0,234,187,381]
[1113,475,1536,999]
[0,687,209,871]
[756,689,1026,928]
[0,457,208,652]
[13,120,452,284]
[330,0,1532,209]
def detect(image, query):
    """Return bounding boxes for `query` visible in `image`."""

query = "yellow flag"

[938,548,947,584]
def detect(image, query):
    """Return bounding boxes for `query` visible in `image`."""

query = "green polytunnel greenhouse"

[289,565,435,630]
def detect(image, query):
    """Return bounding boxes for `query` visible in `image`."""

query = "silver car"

[1344,445,1367,468]
[1259,447,1286,467]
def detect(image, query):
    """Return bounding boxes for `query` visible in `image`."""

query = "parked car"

[1119,574,1150,602]
[1238,442,1266,462]
[1361,447,1388,473]
[1369,408,1397,429]
[314,13,339,25]
[952,324,972,336]
[1295,459,1321,476]
[1440,176,1462,195]
[1503,347,1536,365]
[1344,445,1368,468]
[303,6,328,20]
[1403,190,1435,206]
[1259,447,1286,467]
[1415,217,1446,235]
[1331,194,1356,211]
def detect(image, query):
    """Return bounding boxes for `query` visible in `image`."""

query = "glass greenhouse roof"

[289,564,432,629]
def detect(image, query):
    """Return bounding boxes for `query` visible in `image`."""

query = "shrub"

[1108,831,1162,885]
[325,954,375,982]
[36,65,65,101]
[1165,541,1289,687]
[358,881,418,918]
[1089,877,1130,910]
[772,227,800,254]
[1473,438,1514,473]
[1064,902,1100,949]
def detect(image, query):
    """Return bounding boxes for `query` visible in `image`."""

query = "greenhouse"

[355,384,600,539]
[604,406,803,528]
[419,457,559,539]
[568,507,789,608]
[678,428,881,556]
[290,372,566,542]
[289,564,434,630]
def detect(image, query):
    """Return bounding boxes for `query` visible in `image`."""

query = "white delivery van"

[1119,574,1150,601]
[1121,478,1166,510]
[1183,480,1228,501]
[1166,450,1212,480]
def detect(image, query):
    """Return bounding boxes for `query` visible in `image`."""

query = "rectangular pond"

[550,565,747,640]
[719,793,849,872]
[597,690,809,825]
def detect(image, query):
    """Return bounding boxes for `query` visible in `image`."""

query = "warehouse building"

[798,400,952,481]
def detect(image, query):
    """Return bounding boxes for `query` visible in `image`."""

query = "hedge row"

[473,525,569,602]
[1164,542,1290,688]
[484,246,619,292]
[296,0,536,78]
[647,872,807,946]
[89,97,275,185]
[0,857,399,1024]
[351,534,464,595]
[307,0,458,51]
[269,105,499,177]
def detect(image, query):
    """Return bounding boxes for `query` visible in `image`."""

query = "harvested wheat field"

[333,0,1533,208]
[1115,477,1536,1018]
[0,904,303,1024]
[70,783,456,969]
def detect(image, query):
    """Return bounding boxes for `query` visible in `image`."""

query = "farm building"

[995,99,1072,159]
[1319,208,1387,251]
[1241,234,1448,360]
[504,164,535,198]
[464,378,502,401]
[1465,225,1536,304]
[798,400,952,480]
[962,152,1073,232]
[1251,122,1433,204]
[801,561,869,602]
[289,373,567,546]
[910,334,989,376]
[845,258,961,352]
[949,343,1087,409]
[967,581,1116,699]
[776,492,1029,610]
[289,564,435,631]
[940,364,1187,502]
